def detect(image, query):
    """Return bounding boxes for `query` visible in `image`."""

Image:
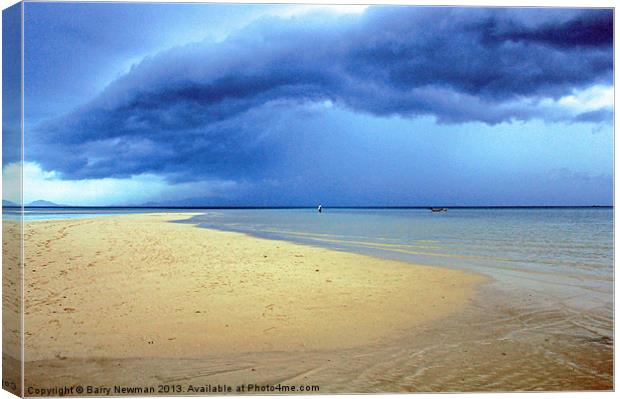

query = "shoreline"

[19,213,485,359]
[179,211,612,319]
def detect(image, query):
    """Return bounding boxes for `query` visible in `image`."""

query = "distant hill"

[2,200,18,206]
[27,200,66,207]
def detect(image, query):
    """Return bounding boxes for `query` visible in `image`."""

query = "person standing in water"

[318,204,323,213]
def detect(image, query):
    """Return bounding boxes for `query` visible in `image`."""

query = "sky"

[2,2,614,206]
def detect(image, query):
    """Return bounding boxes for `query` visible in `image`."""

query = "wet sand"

[22,283,613,392]
[15,213,496,392]
[24,291,614,392]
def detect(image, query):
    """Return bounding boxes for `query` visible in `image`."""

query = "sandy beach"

[2,219,22,396]
[15,213,486,391]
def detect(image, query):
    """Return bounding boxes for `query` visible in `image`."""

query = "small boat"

[430,207,448,212]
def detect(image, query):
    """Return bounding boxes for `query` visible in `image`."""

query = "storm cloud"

[30,6,613,182]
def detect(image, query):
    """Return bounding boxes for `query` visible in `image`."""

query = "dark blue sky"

[5,3,613,206]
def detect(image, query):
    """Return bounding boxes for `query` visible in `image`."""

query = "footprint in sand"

[262,304,275,317]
